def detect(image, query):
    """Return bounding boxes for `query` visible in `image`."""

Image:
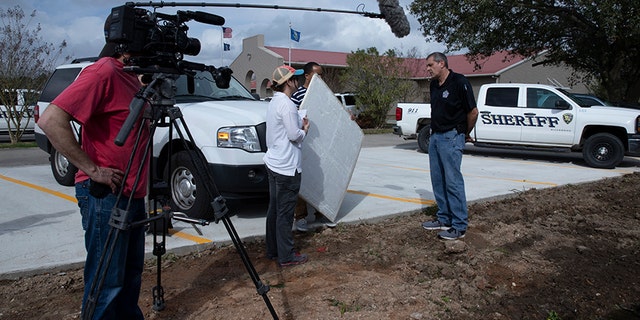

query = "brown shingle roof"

[265,46,527,79]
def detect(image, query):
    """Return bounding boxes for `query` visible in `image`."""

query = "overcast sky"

[4,0,449,67]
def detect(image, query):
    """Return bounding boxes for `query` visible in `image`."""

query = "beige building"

[230,34,588,101]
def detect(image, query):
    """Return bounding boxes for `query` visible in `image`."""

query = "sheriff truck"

[393,83,640,169]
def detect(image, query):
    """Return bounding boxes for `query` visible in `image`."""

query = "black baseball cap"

[98,13,118,58]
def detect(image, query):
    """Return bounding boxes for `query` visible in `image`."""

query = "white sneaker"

[293,218,309,232]
[315,216,337,228]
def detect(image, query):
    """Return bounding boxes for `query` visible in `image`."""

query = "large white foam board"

[298,75,364,222]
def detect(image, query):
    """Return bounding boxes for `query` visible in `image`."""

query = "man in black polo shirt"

[421,52,478,240]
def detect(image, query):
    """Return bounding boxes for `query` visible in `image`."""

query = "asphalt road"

[0,147,50,167]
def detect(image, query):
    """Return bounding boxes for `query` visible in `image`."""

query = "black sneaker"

[422,220,451,230]
[437,228,466,240]
[266,254,278,260]
[279,253,308,267]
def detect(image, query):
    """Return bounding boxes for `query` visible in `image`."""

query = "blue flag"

[223,43,230,51]
[290,28,301,42]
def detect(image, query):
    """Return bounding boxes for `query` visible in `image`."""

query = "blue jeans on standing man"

[76,180,146,320]
[428,128,469,232]
[265,168,301,264]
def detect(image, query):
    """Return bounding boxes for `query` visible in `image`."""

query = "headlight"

[217,126,261,152]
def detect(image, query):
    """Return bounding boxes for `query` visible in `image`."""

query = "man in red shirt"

[39,40,149,319]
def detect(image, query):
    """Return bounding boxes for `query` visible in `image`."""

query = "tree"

[0,6,68,143]
[341,48,416,128]
[409,0,640,104]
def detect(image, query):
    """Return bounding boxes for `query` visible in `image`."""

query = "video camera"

[104,3,231,87]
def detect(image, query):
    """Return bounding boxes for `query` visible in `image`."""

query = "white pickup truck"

[1,89,38,141]
[34,59,269,219]
[393,83,640,169]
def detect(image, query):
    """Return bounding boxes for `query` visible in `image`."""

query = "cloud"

[4,0,448,66]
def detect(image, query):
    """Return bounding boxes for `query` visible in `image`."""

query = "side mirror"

[555,99,570,110]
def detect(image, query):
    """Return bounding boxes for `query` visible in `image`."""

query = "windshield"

[556,88,581,104]
[174,70,256,103]
[561,89,612,107]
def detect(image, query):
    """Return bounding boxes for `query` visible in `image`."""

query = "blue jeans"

[76,180,146,320]
[428,129,469,231]
[265,168,301,263]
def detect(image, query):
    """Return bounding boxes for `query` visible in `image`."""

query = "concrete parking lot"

[1,134,639,278]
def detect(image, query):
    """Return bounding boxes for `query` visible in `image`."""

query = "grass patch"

[362,128,393,135]
[327,298,362,315]
[0,141,37,149]
[547,311,562,320]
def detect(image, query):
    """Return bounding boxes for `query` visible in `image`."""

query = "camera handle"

[83,74,278,320]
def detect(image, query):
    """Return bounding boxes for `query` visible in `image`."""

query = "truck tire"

[417,126,430,153]
[168,150,214,219]
[51,147,77,186]
[582,133,624,169]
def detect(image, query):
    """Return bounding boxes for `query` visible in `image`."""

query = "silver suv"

[34,58,94,185]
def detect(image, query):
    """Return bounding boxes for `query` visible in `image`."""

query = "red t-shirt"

[52,57,149,198]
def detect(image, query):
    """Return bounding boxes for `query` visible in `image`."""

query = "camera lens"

[180,37,201,56]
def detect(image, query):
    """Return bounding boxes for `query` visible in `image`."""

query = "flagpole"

[221,27,224,66]
[288,22,292,66]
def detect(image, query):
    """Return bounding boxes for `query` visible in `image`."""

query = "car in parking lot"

[1,89,38,142]
[335,92,362,116]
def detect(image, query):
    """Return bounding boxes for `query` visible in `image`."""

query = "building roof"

[265,46,348,67]
[265,46,528,79]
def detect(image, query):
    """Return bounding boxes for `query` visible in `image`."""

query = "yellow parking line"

[0,174,212,244]
[347,189,435,205]
[0,174,77,203]
[168,229,211,244]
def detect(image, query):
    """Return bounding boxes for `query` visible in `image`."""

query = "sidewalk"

[1,138,639,278]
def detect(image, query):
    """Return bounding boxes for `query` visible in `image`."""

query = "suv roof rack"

[71,57,99,63]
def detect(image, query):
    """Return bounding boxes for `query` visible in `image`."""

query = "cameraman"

[38,39,149,319]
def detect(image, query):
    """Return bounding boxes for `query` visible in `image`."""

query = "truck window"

[485,88,518,107]
[343,95,356,106]
[527,88,563,109]
[39,68,83,102]
[174,71,256,102]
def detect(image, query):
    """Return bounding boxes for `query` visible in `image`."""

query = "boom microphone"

[378,0,410,38]
[179,10,225,26]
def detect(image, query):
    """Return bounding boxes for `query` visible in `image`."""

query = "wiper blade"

[218,95,255,101]
[174,94,221,101]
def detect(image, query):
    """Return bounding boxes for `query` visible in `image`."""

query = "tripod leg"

[221,216,279,319]
[151,200,169,311]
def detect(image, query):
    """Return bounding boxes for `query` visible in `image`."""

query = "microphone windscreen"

[378,0,411,38]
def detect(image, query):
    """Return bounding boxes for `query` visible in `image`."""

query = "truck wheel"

[51,147,77,186]
[168,150,214,219]
[582,133,624,169]
[417,126,430,153]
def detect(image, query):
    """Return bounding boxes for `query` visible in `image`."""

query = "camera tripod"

[82,70,278,320]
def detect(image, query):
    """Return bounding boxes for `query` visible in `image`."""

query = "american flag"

[222,27,232,38]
